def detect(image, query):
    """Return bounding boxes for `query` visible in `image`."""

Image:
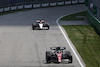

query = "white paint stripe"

[39,23,43,29]
[56,15,84,67]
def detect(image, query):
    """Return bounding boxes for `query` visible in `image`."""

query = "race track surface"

[0,4,87,67]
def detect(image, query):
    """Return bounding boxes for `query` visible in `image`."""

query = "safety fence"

[87,11,100,34]
[0,0,85,12]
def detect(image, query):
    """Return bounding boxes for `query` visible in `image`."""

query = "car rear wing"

[36,20,40,22]
[41,20,45,22]
[50,47,66,50]
[60,47,66,50]
[50,47,56,50]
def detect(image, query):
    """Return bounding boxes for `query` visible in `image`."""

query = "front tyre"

[32,24,35,30]
[47,26,49,30]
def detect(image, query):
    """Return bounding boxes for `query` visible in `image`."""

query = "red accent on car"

[36,20,40,22]
[55,51,62,62]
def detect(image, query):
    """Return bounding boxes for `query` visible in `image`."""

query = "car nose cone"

[39,23,43,29]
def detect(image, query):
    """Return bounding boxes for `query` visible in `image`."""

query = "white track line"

[56,15,84,67]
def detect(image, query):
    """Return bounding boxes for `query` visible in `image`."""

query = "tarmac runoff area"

[60,20,91,25]
[60,16,91,25]
[0,4,87,67]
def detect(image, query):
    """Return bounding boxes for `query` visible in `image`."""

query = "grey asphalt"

[0,4,87,67]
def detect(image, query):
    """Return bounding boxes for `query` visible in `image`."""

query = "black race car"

[46,47,73,63]
[32,20,49,30]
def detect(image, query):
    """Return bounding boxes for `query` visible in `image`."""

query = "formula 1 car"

[46,47,73,63]
[32,20,49,30]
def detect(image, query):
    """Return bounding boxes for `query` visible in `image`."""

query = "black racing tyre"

[63,51,70,59]
[32,24,35,30]
[68,55,73,63]
[46,51,51,54]
[47,26,49,30]
[46,51,52,63]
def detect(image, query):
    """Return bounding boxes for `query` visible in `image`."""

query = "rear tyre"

[46,51,51,63]
[64,51,70,58]
[68,55,73,63]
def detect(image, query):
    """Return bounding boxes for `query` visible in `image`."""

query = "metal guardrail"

[0,0,85,12]
[87,11,100,34]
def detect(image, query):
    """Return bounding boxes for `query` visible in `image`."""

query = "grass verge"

[63,25,100,67]
[60,11,87,21]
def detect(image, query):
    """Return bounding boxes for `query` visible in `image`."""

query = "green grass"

[63,25,100,67]
[61,11,87,21]
[0,9,32,16]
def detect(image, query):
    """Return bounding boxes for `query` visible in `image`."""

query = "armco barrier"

[42,3,49,7]
[79,0,85,3]
[72,0,78,4]
[0,8,3,12]
[58,1,64,5]
[87,11,100,33]
[24,4,32,8]
[50,2,56,6]
[0,0,85,13]
[4,7,10,11]
[33,3,40,8]
[18,5,23,9]
[65,1,71,4]
[11,6,17,10]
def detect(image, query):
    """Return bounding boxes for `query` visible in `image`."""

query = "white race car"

[32,20,49,30]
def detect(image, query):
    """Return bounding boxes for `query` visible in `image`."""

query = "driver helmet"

[57,50,60,53]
